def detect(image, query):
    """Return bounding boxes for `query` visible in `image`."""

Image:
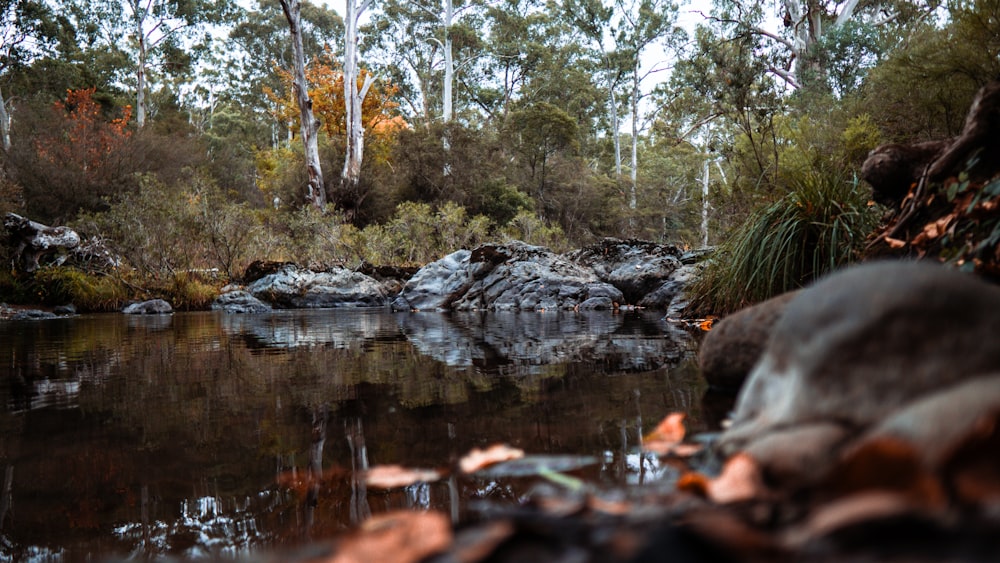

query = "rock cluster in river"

[211,239,704,314]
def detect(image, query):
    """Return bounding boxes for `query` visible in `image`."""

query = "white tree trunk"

[610,89,622,180]
[0,86,10,152]
[280,0,327,209]
[135,9,147,128]
[343,0,374,189]
[701,159,710,247]
[443,0,454,122]
[629,73,639,210]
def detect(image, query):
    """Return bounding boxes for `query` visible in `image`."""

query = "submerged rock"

[247,264,388,308]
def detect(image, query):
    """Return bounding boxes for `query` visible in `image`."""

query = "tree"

[280,0,326,209]
[68,0,232,128]
[342,0,375,191]
[506,102,579,204]
[0,0,61,151]
[613,0,685,212]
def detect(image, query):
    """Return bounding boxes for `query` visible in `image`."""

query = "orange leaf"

[459,444,525,474]
[365,465,442,489]
[699,316,717,331]
[884,237,907,249]
[677,454,765,503]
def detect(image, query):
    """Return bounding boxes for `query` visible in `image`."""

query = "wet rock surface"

[246,264,390,308]
[394,240,702,312]
[122,298,173,315]
[211,290,273,314]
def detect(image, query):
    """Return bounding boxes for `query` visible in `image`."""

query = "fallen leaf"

[645,412,686,444]
[699,316,717,331]
[365,465,442,489]
[672,452,765,504]
[885,237,907,249]
[459,444,525,474]
[333,510,452,563]
[643,412,702,456]
[830,436,945,507]
[587,494,632,515]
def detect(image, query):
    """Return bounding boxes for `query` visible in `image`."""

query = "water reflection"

[0,309,706,560]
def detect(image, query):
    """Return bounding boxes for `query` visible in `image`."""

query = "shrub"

[687,169,878,315]
[500,210,568,252]
[28,267,129,311]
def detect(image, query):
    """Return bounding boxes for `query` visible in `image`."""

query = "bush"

[687,169,878,315]
[28,267,129,311]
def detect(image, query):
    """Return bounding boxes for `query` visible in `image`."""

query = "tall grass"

[688,169,878,315]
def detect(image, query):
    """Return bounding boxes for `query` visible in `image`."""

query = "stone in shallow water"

[123,299,173,315]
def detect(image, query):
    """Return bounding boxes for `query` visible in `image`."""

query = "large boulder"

[450,242,623,311]
[697,290,799,392]
[393,242,624,312]
[565,238,683,303]
[718,260,1000,456]
[247,264,389,308]
[392,250,477,311]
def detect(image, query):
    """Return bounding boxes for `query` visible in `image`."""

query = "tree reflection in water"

[0,309,704,560]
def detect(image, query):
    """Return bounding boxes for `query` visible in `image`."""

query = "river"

[0,309,709,560]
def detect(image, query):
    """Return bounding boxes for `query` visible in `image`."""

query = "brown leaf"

[706,453,764,504]
[332,510,452,563]
[459,444,525,474]
[884,237,907,249]
[830,436,945,507]
[365,465,442,489]
[644,412,686,444]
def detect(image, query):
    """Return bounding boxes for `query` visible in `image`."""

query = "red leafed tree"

[37,88,132,172]
[27,88,134,221]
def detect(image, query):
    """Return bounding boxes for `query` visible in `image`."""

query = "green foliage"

[500,210,568,252]
[166,271,220,311]
[357,201,492,266]
[688,169,878,315]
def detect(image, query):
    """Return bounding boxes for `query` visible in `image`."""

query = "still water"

[0,309,707,560]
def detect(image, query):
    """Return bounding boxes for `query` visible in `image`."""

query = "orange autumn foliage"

[265,49,404,144]
[36,88,132,175]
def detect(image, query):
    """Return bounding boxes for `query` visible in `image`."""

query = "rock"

[247,264,388,308]
[647,264,705,316]
[212,290,273,314]
[698,291,799,392]
[856,374,1000,469]
[393,250,476,311]
[123,299,173,315]
[11,309,58,320]
[718,260,1000,455]
[742,422,850,489]
[450,242,623,311]
[241,260,296,284]
[566,238,683,304]
[53,304,76,316]
[3,212,81,272]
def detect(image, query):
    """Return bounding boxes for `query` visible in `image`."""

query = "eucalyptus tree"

[67,0,234,128]
[342,0,375,191]
[365,0,481,125]
[0,0,62,151]
[225,0,342,140]
[613,0,686,211]
[279,0,327,209]
[701,0,938,94]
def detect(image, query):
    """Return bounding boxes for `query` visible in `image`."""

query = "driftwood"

[3,213,81,272]
[2,212,119,273]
